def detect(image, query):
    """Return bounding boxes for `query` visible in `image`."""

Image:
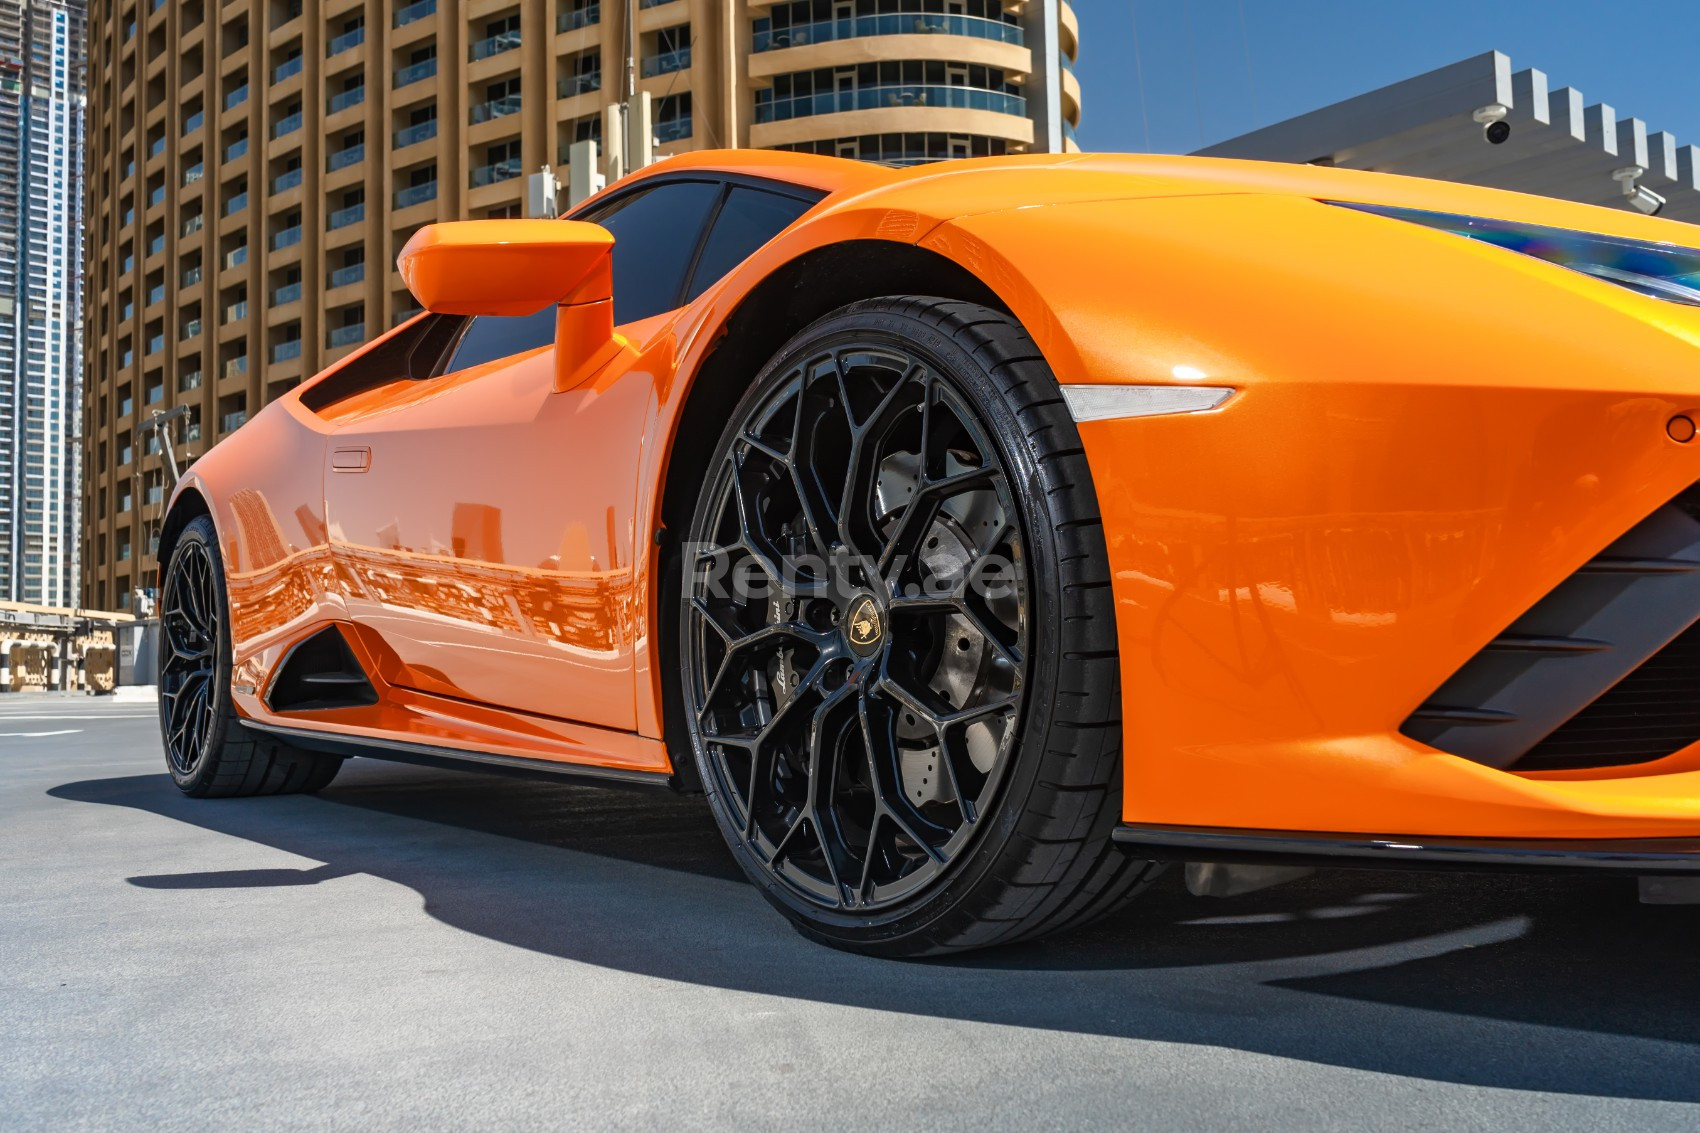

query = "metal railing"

[656,116,691,142]
[754,84,1025,123]
[327,26,365,55]
[394,120,437,148]
[642,47,690,77]
[469,29,520,62]
[559,72,601,98]
[395,0,435,27]
[469,159,522,187]
[469,94,522,124]
[327,143,365,171]
[752,12,1022,52]
[328,86,366,113]
[395,180,438,208]
[558,4,599,32]
[394,58,436,87]
[327,202,365,230]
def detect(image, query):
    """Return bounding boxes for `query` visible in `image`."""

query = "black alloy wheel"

[680,297,1160,956]
[158,515,343,798]
[160,534,220,775]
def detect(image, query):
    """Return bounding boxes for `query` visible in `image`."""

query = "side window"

[684,188,814,303]
[584,180,723,320]
[444,180,723,373]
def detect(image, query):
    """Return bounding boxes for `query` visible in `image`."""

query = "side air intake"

[1402,484,1700,771]
[265,626,379,713]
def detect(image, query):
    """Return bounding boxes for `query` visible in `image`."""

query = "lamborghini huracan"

[157,150,1700,955]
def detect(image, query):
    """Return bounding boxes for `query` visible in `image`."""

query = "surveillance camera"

[1628,186,1666,216]
[1612,166,1665,215]
[1472,103,1510,144]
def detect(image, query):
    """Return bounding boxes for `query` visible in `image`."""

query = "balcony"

[395,180,437,208]
[754,84,1027,123]
[642,47,690,78]
[327,324,366,348]
[178,370,203,392]
[327,27,365,56]
[752,12,1023,52]
[148,136,167,158]
[182,163,204,185]
[147,235,166,254]
[327,202,365,230]
[394,58,436,87]
[558,5,599,32]
[224,83,249,110]
[272,167,303,193]
[147,334,164,355]
[182,266,203,286]
[469,29,520,62]
[224,137,249,162]
[469,159,521,188]
[395,0,435,28]
[328,263,365,288]
[558,73,601,98]
[394,120,437,148]
[272,281,302,306]
[270,340,302,363]
[273,111,303,138]
[223,356,247,378]
[221,411,247,433]
[656,116,690,143]
[329,86,365,114]
[224,246,248,269]
[327,143,365,172]
[469,94,521,124]
[271,225,302,250]
[182,110,204,135]
[222,301,245,323]
[147,185,165,206]
[183,317,205,338]
[181,215,205,237]
[274,55,304,84]
[222,192,247,216]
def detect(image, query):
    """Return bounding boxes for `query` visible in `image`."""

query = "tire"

[678,296,1161,956]
[159,515,344,798]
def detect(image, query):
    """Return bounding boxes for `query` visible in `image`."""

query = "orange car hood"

[852,152,1700,247]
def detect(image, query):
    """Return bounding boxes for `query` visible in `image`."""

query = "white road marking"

[1,729,83,738]
[0,714,157,720]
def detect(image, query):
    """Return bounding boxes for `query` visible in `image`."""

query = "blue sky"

[1073,1,1700,155]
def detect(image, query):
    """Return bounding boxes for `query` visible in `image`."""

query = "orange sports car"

[157,150,1700,955]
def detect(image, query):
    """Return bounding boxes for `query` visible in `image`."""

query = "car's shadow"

[50,759,1700,1103]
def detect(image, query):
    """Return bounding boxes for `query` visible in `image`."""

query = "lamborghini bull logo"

[846,595,883,654]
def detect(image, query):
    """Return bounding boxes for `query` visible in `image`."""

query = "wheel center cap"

[844,593,885,657]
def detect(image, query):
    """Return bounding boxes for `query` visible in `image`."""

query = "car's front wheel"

[679,296,1159,956]
[159,514,343,797]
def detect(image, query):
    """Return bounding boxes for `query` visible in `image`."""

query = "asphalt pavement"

[2,692,1697,1132]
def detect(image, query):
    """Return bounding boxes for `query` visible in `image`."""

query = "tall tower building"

[79,0,1081,609]
[0,0,86,607]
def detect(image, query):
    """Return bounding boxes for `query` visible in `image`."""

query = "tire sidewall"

[160,515,239,795]
[679,300,1083,950]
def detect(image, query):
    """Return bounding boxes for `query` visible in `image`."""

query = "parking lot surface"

[3,693,1697,1131]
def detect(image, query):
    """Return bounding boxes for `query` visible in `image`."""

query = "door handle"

[331,447,371,473]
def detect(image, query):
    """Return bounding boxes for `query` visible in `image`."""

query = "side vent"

[265,627,379,713]
[1402,484,1700,770]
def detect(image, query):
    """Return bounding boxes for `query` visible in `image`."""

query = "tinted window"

[445,180,723,373]
[586,180,723,320]
[685,188,814,303]
[445,304,557,373]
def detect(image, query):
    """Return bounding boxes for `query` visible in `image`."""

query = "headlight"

[1332,202,1700,307]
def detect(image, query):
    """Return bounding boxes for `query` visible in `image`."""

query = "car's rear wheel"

[160,515,343,797]
[679,296,1160,956]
